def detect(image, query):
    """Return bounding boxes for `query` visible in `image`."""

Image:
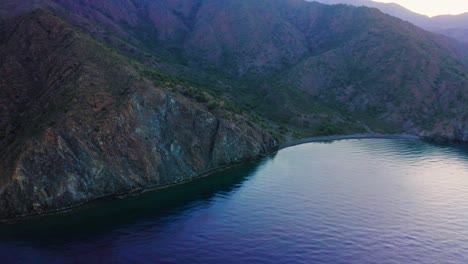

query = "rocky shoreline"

[4,132,468,222]
[0,11,280,222]
[0,154,273,223]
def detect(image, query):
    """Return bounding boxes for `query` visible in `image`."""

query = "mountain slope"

[436,28,468,44]
[429,13,468,30]
[22,0,468,138]
[311,0,468,43]
[311,0,429,25]
[278,4,468,135]
[0,10,277,220]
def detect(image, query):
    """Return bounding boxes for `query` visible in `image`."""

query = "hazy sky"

[374,0,468,17]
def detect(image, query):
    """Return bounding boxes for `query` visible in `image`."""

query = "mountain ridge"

[310,0,468,42]
[2,0,467,139]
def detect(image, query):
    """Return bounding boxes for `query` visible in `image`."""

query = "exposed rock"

[0,11,278,220]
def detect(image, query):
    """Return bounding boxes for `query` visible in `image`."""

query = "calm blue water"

[1,139,468,264]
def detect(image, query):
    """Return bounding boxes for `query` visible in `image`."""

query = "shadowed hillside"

[312,0,468,43]
[12,0,467,138]
[0,10,277,219]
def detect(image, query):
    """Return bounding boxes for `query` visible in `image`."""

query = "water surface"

[1,139,468,263]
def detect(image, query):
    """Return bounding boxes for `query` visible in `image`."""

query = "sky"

[374,0,468,17]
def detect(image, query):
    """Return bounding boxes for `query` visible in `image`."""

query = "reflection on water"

[0,160,270,242]
[1,139,468,264]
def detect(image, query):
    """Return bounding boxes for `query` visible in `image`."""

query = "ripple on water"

[1,139,468,264]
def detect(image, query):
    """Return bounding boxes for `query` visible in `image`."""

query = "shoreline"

[280,133,421,150]
[0,133,421,223]
[0,157,268,224]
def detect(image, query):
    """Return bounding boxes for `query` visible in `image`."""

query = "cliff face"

[0,11,278,220]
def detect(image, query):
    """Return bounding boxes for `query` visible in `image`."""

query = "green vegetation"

[12,0,468,142]
[207,101,219,110]
[315,123,344,136]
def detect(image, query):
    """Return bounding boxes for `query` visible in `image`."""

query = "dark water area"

[1,139,468,263]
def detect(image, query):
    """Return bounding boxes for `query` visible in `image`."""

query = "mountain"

[2,0,468,138]
[1,0,468,219]
[436,28,468,44]
[19,0,467,136]
[311,0,468,43]
[0,10,277,220]
[429,13,468,30]
[312,0,428,25]
[430,14,468,43]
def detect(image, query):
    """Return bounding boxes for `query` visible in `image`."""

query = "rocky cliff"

[0,11,278,220]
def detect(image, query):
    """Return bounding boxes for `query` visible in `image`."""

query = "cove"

[1,139,468,263]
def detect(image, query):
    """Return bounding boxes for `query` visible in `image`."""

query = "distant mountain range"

[311,0,468,43]
[0,0,467,219]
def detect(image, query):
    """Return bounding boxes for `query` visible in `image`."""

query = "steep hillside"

[312,0,468,43]
[279,4,468,137]
[436,28,468,44]
[312,0,429,25]
[430,13,468,30]
[0,10,277,220]
[1,0,467,138]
